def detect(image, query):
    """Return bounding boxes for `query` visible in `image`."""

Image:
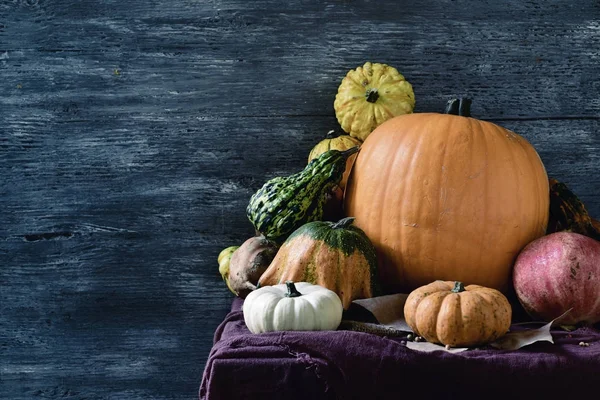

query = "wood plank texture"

[1,0,599,399]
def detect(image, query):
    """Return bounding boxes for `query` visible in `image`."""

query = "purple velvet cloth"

[200,298,600,400]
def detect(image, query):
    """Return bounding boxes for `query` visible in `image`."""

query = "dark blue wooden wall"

[1,0,599,398]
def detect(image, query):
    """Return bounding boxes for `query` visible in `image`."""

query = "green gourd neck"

[445,98,472,117]
[452,281,466,293]
[285,281,302,298]
[340,146,360,158]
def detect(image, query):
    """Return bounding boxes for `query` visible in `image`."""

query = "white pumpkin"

[243,281,343,334]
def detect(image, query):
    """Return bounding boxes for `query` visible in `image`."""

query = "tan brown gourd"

[228,236,279,298]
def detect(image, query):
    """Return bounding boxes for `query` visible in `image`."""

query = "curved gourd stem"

[445,98,472,117]
[331,217,355,229]
[340,146,360,158]
[285,281,302,298]
[452,281,466,293]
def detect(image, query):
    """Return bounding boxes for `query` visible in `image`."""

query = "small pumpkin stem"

[285,281,302,298]
[325,130,340,139]
[452,281,466,293]
[444,98,472,117]
[332,217,355,229]
[365,88,379,103]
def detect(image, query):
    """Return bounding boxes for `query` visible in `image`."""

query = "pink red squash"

[513,232,600,325]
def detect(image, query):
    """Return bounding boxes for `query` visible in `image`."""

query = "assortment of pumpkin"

[217,62,599,345]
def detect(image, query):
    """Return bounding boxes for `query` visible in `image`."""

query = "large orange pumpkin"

[344,99,549,293]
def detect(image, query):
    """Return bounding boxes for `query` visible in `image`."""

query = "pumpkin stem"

[325,130,340,139]
[365,88,379,103]
[445,98,472,117]
[285,281,302,298]
[452,281,466,293]
[332,217,355,229]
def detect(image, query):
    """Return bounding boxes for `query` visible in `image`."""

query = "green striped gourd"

[246,147,359,243]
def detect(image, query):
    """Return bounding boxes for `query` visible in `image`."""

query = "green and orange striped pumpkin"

[257,217,380,309]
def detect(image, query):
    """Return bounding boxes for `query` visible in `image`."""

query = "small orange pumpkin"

[345,99,549,293]
[404,280,512,347]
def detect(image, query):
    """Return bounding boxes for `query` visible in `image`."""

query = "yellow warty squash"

[334,62,415,141]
